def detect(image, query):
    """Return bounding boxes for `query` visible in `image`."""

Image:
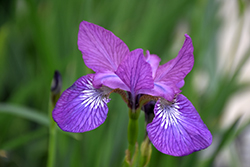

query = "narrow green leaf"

[0,103,49,126]
[231,47,250,82]
[1,128,47,150]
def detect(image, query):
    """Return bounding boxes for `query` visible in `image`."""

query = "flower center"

[127,92,141,110]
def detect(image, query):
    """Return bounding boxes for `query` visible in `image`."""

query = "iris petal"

[143,35,194,102]
[154,34,194,86]
[52,74,111,133]
[145,50,161,78]
[139,81,181,102]
[93,72,129,91]
[176,80,185,89]
[115,48,154,95]
[78,21,129,72]
[147,94,212,156]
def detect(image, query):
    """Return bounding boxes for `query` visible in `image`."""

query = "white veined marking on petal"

[158,101,182,130]
[79,78,109,110]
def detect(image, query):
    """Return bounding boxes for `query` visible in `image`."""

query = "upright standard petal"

[176,80,185,89]
[115,49,154,96]
[145,50,161,78]
[147,94,212,156]
[78,21,130,72]
[154,34,194,84]
[144,34,194,101]
[52,74,111,133]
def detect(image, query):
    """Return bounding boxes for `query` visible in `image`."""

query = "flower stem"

[47,71,62,167]
[125,108,141,166]
[128,118,138,157]
[47,113,57,167]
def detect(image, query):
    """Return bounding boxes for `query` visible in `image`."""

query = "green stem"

[47,93,60,167]
[47,113,57,167]
[125,108,141,166]
[47,71,61,167]
[128,118,138,157]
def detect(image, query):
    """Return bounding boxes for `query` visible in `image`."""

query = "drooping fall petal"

[147,94,212,156]
[52,74,111,133]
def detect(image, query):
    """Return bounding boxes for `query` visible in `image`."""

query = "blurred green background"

[1,0,250,167]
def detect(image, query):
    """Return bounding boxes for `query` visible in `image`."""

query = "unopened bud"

[51,70,62,95]
[140,137,152,167]
[51,70,62,106]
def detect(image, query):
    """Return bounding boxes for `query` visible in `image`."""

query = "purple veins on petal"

[52,74,111,133]
[78,21,129,73]
[142,34,193,101]
[115,48,154,96]
[147,94,212,156]
[154,34,194,85]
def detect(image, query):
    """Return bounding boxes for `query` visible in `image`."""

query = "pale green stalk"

[124,107,141,166]
[47,71,61,167]
[47,107,57,167]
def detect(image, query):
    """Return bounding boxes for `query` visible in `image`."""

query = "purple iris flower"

[53,21,154,132]
[143,36,212,156]
[52,21,212,156]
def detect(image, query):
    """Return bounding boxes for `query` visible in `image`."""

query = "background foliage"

[0,0,250,167]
